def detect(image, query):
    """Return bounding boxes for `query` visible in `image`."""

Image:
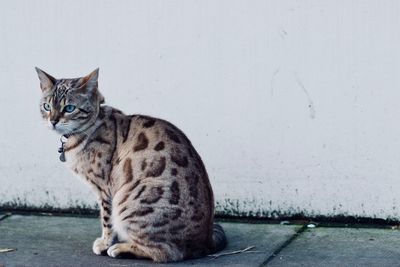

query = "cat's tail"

[210,223,227,253]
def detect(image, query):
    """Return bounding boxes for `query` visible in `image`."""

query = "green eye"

[43,103,51,111]
[64,105,76,113]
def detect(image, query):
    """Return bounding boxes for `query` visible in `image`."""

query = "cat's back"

[111,109,215,257]
[113,109,208,178]
[113,109,214,212]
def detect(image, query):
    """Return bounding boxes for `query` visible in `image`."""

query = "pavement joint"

[259,224,307,266]
[0,213,11,222]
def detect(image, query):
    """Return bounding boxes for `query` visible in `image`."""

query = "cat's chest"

[65,148,87,174]
[65,140,115,184]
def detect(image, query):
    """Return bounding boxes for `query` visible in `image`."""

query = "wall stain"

[294,73,316,119]
[270,68,280,97]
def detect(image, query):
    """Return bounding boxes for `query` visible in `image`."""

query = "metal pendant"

[58,135,67,162]
[59,150,66,162]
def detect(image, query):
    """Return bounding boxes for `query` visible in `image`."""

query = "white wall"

[1,0,400,219]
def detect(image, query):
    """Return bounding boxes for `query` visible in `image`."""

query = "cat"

[35,68,227,262]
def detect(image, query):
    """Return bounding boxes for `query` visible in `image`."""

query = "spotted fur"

[36,68,227,262]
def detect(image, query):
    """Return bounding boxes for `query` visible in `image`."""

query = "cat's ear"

[35,67,56,91]
[77,68,99,92]
[76,68,104,103]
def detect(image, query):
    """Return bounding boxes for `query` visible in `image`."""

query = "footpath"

[0,213,399,266]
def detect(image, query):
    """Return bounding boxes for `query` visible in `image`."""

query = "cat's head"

[36,68,104,136]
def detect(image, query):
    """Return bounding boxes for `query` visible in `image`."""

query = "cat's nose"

[50,120,59,126]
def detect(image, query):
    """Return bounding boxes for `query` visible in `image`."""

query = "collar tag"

[58,135,67,162]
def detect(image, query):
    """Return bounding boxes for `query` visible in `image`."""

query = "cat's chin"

[55,129,67,135]
[57,130,76,137]
[49,126,71,136]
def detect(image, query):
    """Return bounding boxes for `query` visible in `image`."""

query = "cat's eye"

[43,103,51,111]
[64,105,76,113]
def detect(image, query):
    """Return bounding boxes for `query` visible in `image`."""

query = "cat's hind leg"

[107,242,183,263]
[107,243,145,259]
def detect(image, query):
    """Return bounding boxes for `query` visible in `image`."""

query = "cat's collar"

[58,135,69,162]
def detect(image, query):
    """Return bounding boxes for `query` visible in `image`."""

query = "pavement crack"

[259,224,308,266]
[0,213,12,222]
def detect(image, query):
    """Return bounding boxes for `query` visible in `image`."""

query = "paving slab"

[267,227,400,267]
[0,215,300,267]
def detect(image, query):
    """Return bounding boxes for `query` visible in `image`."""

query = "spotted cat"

[36,68,227,262]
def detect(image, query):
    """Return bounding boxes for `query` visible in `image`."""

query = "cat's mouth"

[48,121,69,135]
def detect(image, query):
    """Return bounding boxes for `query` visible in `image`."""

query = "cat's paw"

[92,237,109,255]
[107,243,130,258]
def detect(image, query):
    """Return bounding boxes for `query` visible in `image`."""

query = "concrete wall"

[1,0,400,219]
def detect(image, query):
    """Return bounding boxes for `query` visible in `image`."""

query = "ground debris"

[39,212,53,216]
[207,246,260,259]
[0,248,16,253]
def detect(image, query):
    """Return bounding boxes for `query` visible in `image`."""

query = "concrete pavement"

[0,213,399,266]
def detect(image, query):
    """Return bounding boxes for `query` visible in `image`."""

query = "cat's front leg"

[93,198,115,255]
